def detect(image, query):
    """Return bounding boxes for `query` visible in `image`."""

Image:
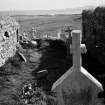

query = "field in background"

[12,14,81,35]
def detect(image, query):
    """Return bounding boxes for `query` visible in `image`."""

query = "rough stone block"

[0,16,19,67]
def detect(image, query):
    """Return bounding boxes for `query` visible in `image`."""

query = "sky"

[0,0,105,11]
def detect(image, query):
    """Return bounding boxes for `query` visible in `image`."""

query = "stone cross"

[52,30,103,105]
[71,30,87,70]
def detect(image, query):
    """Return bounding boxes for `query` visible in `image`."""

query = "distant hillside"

[0,6,96,16]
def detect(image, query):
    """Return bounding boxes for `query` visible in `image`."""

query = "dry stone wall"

[82,7,105,43]
[0,16,19,67]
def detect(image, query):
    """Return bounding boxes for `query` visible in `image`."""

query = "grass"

[12,14,81,34]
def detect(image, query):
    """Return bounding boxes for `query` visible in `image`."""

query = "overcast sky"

[0,0,104,11]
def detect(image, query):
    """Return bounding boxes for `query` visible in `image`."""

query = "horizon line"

[0,5,100,11]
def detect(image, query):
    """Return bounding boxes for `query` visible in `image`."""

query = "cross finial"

[71,30,87,70]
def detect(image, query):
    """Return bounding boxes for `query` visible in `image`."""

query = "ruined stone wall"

[82,7,105,43]
[0,16,19,67]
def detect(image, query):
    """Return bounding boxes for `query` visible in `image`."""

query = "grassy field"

[12,14,81,35]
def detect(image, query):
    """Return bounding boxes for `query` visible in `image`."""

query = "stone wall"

[0,16,19,67]
[82,7,105,43]
[82,7,105,65]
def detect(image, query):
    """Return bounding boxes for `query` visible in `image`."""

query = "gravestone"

[52,30,103,105]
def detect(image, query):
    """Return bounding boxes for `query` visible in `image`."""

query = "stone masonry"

[0,16,19,67]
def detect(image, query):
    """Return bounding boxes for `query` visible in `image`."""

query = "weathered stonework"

[0,16,19,67]
[52,30,103,105]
